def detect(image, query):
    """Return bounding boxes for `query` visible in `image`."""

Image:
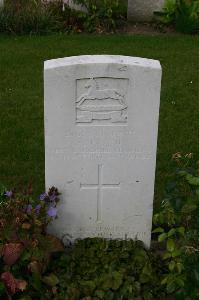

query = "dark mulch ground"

[117,22,198,36]
[126,23,175,35]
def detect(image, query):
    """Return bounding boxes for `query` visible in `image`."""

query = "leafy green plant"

[49,238,165,299]
[154,0,177,24]
[154,0,199,33]
[153,153,199,298]
[0,185,64,299]
[176,0,199,33]
[73,0,125,32]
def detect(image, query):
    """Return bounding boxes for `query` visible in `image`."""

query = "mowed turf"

[0,34,198,205]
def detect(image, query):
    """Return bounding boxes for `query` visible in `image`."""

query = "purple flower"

[47,206,57,218]
[26,204,32,213]
[35,204,41,214]
[5,191,12,198]
[49,193,57,202]
[39,193,47,201]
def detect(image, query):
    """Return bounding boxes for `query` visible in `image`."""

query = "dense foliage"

[0,185,65,299]
[50,238,164,300]
[154,0,199,33]
[73,0,126,32]
[0,0,126,35]
[153,153,199,299]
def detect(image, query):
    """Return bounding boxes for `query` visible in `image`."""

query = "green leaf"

[0,183,6,197]
[186,175,199,186]
[177,170,188,176]
[30,273,42,292]
[177,227,185,236]
[19,296,32,300]
[158,233,168,242]
[166,281,177,294]
[111,271,123,290]
[163,252,172,260]
[172,250,181,257]
[80,280,96,292]
[176,277,185,288]
[94,290,105,299]
[161,276,168,285]
[139,264,152,283]
[143,291,153,300]
[152,227,164,233]
[168,228,176,237]
[176,262,183,273]
[101,274,113,291]
[20,250,32,261]
[168,261,176,271]
[139,273,150,284]
[104,290,114,300]
[42,274,59,287]
[167,239,175,252]
[153,213,160,225]
[181,203,197,214]
[0,282,5,295]
[68,287,80,299]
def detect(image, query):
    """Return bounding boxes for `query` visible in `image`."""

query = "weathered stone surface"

[128,0,165,22]
[44,55,161,247]
[64,0,86,12]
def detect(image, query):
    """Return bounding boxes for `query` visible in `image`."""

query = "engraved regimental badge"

[76,77,128,124]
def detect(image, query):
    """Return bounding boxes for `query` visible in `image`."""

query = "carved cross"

[80,164,120,222]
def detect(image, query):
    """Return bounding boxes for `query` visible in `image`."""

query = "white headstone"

[44,55,161,247]
[64,0,87,12]
[128,0,165,22]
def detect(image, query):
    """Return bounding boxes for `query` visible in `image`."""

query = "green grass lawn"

[0,34,198,206]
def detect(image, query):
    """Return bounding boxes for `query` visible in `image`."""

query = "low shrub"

[154,0,199,34]
[50,238,165,300]
[153,153,199,298]
[0,0,77,35]
[0,0,126,35]
[0,0,57,35]
[0,185,65,299]
[73,0,126,32]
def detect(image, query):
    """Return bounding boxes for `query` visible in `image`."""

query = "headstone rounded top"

[44,55,161,71]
